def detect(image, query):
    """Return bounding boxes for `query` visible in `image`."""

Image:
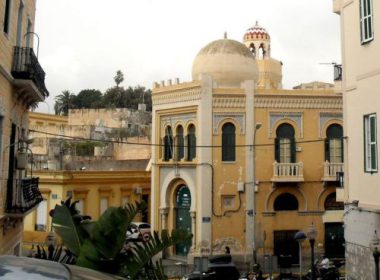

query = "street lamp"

[295,231,307,280]
[252,122,262,265]
[370,230,380,280]
[306,223,317,280]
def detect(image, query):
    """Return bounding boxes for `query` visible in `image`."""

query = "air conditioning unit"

[134,187,142,195]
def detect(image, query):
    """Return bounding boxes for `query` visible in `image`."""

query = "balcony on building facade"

[5,177,43,217]
[11,47,49,106]
[322,161,344,182]
[271,161,304,183]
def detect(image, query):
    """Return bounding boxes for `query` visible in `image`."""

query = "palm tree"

[54,90,74,116]
[52,198,192,280]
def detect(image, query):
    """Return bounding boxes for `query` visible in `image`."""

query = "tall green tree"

[103,86,125,108]
[54,90,75,116]
[114,70,124,87]
[72,89,103,109]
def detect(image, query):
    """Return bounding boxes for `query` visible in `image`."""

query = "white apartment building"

[334,0,380,279]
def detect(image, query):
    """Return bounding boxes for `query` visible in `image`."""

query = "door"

[325,223,345,258]
[175,185,191,256]
[274,230,299,265]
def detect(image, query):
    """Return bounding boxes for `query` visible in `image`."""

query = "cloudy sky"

[34,0,341,113]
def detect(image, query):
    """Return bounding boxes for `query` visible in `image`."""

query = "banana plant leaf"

[124,229,192,279]
[52,200,189,280]
[52,204,89,256]
[76,203,145,272]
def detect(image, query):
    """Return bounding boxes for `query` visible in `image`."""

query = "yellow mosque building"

[151,22,344,268]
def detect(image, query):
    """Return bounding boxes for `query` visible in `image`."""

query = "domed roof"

[244,21,270,41]
[192,36,258,86]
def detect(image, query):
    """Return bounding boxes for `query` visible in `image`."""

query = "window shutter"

[222,132,228,161]
[185,135,189,160]
[164,136,170,161]
[290,138,296,163]
[36,200,47,230]
[370,115,377,170]
[188,134,196,161]
[340,138,344,162]
[160,137,164,160]
[190,135,196,160]
[275,138,280,162]
[325,139,330,161]
[360,0,363,42]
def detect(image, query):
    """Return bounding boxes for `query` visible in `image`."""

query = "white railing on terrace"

[272,161,304,182]
[322,161,344,181]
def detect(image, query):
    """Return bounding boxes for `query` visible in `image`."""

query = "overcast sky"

[34,0,341,113]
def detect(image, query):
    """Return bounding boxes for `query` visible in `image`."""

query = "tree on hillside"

[103,86,125,108]
[114,70,124,87]
[126,86,152,111]
[54,90,75,116]
[102,85,152,110]
[72,89,103,109]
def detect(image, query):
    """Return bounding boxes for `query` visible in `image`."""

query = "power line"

[29,129,346,148]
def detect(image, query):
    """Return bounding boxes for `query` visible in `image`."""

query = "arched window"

[187,125,196,161]
[176,126,184,161]
[259,43,266,58]
[325,124,343,163]
[164,126,173,161]
[274,193,299,211]
[249,43,256,56]
[222,123,236,162]
[324,192,344,210]
[275,123,296,163]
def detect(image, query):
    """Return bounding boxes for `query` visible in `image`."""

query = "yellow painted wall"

[0,0,40,256]
[23,170,151,245]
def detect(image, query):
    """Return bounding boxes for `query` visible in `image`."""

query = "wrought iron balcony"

[271,161,304,183]
[322,161,344,182]
[6,177,43,216]
[11,47,49,105]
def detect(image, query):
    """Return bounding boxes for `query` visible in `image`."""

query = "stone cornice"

[152,86,342,109]
[29,112,68,124]
[255,95,342,109]
[213,96,246,108]
[33,170,151,184]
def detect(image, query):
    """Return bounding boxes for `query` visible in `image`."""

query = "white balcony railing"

[322,161,344,181]
[271,161,304,182]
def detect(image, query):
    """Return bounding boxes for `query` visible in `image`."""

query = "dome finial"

[224,32,227,39]
[255,20,259,26]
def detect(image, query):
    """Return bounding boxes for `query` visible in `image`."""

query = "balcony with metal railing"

[271,161,304,183]
[11,47,49,106]
[5,177,43,217]
[322,161,344,182]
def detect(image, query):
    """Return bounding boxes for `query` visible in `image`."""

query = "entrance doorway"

[274,230,299,265]
[175,185,191,256]
[324,223,344,258]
